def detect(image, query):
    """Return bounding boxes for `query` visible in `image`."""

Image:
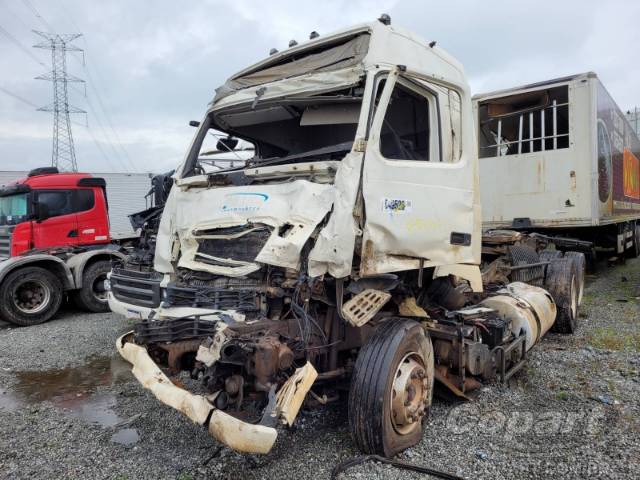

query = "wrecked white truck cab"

[112,17,572,457]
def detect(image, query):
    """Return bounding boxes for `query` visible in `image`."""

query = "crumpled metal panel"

[308,151,363,278]
[155,179,335,276]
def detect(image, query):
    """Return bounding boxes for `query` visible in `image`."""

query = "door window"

[73,190,95,212]
[36,189,95,218]
[37,191,73,217]
[379,82,437,161]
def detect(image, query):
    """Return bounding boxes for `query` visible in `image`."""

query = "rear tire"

[564,251,586,305]
[73,260,111,313]
[348,318,433,457]
[545,259,579,334]
[539,250,563,262]
[0,266,63,326]
[630,224,640,258]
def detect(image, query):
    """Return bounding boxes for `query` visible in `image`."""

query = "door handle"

[67,229,78,238]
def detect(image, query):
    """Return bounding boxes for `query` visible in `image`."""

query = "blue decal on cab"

[221,192,270,212]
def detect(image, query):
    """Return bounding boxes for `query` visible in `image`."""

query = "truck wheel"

[539,250,563,262]
[630,224,640,258]
[564,251,586,305]
[0,266,63,326]
[73,260,111,313]
[545,259,579,334]
[348,318,433,457]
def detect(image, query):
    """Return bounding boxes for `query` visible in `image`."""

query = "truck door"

[76,188,110,245]
[360,69,479,275]
[32,189,80,249]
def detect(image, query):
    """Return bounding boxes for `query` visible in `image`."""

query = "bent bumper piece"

[116,332,278,454]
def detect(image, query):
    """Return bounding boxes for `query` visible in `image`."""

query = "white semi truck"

[109,16,585,457]
[474,72,640,258]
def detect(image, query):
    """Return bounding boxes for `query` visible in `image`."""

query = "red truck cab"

[0,167,111,259]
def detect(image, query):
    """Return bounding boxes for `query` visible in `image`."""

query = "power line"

[83,64,138,172]
[84,93,132,172]
[0,86,40,108]
[21,0,53,32]
[8,1,136,173]
[3,1,33,32]
[84,125,119,172]
[20,1,135,173]
[58,0,138,173]
[0,23,46,67]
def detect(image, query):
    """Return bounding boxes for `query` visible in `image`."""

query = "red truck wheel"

[73,260,111,313]
[0,266,63,326]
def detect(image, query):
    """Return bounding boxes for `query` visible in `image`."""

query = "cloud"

[0,0,638,173]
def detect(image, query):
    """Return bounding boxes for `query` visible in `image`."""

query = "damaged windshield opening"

[189,83,365,175]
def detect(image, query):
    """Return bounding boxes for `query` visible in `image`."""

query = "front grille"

[194,224,272,263]
[0,226,13,259]
[164,283,260,313]
[134,317,220,344]
[111,267,162,308]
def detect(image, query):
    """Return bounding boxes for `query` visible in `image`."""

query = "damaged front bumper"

[116,332,316,454]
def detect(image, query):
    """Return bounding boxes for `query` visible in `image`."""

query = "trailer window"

[478,85,569,158]
[379,82,435,161]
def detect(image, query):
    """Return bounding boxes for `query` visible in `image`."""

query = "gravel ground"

[0,259,638,480]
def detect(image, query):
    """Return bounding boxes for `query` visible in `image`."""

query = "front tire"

[348,318,434,457]
[73,260,112,313]
[0,266,63,326]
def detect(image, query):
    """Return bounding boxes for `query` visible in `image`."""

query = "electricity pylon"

[33,31,85,172]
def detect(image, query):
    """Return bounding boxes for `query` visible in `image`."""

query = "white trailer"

[473,72,640,256]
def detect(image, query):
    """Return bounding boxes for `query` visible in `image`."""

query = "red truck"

[0,166,127,326]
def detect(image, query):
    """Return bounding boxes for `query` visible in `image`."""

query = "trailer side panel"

[595,79,640,223]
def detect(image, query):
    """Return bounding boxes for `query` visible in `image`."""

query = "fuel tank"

[481,282,557,351]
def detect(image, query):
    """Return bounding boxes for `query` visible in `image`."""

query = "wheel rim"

[13,280,51,314]
[577,268,585,305]
[390,352,428,435]
[92,273,108,302]
[570,275,578,320]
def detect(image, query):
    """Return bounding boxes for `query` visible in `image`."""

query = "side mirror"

[189,120,200,127]
[216,137,239,152]
[35,203,50,222]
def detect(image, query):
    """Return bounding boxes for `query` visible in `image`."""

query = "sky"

[1,0,639,174]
